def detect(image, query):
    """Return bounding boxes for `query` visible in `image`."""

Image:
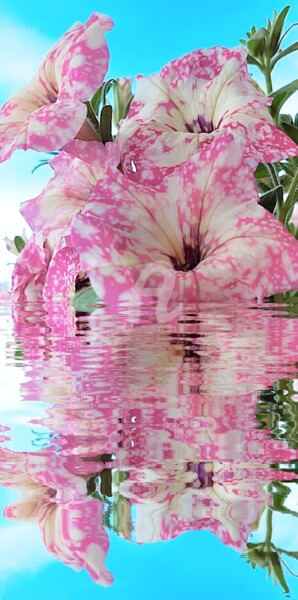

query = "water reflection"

[0,302,298,594]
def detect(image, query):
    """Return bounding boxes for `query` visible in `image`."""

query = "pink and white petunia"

[0,448,113,585]
[72,133,298,313]
[0,13,113,162]
[119,46,297,184]
[20,143,108,249]
[10,142,114,303]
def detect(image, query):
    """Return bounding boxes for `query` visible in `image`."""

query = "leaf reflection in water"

[0,301,298,591]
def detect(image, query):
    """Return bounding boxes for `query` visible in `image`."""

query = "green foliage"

[241,5,298,76]
[242,482,298,596]
[259,185,283,213]
[270,80,298,119]
[13,236,26,253]
[257,381,298,449]
[71,286,100,312]
[244,6,298,300]
[89,77,134,134]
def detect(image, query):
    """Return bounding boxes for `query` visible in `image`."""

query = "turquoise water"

[0,301,297,599]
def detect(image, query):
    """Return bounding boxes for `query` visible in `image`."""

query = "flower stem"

[264,63,273,95]
[279,168,298,223]
[265,505,273,550]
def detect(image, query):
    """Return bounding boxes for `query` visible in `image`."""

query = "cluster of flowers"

[1,12,298,309]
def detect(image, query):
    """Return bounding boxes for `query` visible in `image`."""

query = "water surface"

[0,301,297,599]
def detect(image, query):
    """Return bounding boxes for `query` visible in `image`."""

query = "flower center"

[185,114,213,134]
[186,462,214,489]
[170,244,200,272]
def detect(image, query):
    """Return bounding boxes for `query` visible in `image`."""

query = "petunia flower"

[118,46,297,184]
[0,448,114,586]
[11,141,117,303]
[0,13,113,162]
[71,133,298,316]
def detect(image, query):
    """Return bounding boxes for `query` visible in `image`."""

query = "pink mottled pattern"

[11,143,107,303]
[118,46,297,184]
[2,302,298,568]
[72,134,298,306]
[0,13,113,162]
[11,233,81,303]
[11,235,50,302]
[0,447,113,585]
[20,148,102,243]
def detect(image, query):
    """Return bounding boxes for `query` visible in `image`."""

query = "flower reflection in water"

[1,302,298,592]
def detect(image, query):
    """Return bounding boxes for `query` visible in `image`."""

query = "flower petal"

[0,13,113,161]
[73,133,298,305]
[119,46,297,184]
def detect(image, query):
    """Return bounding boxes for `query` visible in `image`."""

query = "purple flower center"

[186,114,213,134]
[170,243,200,272]
[187,462,214,489]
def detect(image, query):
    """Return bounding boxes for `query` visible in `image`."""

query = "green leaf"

[14,236,26,253]
[72,287,100,312]
[102,79,115,106]
[254,162,272,180]
[276,548,298,559]
[271,41,298,68]
[270,79,298,117]
[271,481,298,515]
[247,27,268,58]
[268,6,290,56]
[280,113,293,125]
[246,55,263,69]
[280,120,298,144]
[112,80,124,129]
[259,185,283,213]
[100,105,113,143]
[270,552,290,594]
[279,158,297,177]
[90,84,103,115]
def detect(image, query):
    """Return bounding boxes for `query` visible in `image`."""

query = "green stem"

[265,163,280,188]
[279,168,298,223]
[265,505,273,550]
[264,62,273,95]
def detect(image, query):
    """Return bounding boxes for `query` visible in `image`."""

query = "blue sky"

[1,0,298,80]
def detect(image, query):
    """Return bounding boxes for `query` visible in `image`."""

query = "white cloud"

[0,522,53,578]
[0,18,54,93]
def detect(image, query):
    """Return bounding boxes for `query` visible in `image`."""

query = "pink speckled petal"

[26,454,86,496]
[72,215,144,304]
[0,13,113,161]
[11,236,50,302]
[119,46,297,184]
[21,148,101,239]
[43,245,81,301]
[41,499,113,586]
[63,139,121,168]
[72,133,298,305]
